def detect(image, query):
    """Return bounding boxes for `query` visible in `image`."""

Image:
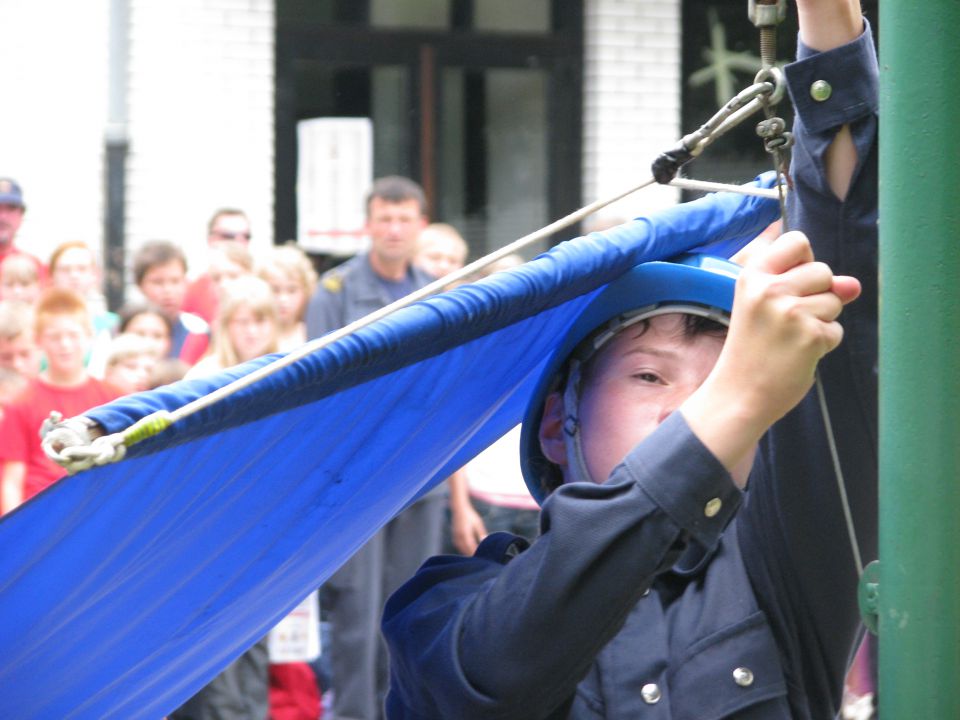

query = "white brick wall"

[583,0,681,224]
[126,0,274,280]
[0,0,110,265]
[3,2,685,285]
[0,0,274,290]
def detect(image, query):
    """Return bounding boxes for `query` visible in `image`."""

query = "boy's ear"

[538,391,569,468]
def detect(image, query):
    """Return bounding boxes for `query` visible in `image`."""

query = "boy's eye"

[632,371,662,384]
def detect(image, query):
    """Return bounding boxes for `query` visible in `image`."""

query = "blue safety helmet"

[519,254,741,505]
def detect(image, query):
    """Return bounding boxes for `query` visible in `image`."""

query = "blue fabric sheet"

[0,177,777,719]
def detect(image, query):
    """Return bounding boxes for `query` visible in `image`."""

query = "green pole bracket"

[858,560,880,635]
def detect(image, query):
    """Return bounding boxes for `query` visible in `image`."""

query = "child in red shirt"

[0,288,121,513]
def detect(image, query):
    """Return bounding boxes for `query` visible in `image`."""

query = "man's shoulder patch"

[321,272,343,293]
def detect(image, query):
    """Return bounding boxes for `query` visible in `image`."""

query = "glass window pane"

[474,0,551,33]
[371,66,412,177]
[440,68,548,258]
[485,69,547,254]
[440,70,467,225]
[370,0,450,30]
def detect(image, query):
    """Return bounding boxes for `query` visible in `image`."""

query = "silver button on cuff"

[704,497,722,517]
[733,667,755,687]
[641,683,662,704]
[810,79,832,102]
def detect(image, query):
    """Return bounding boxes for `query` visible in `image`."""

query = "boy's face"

[1,276,40,304]
[0,204,24,249]
[140,260,187,318]
[106,354,155,394]
[37,315,90,377]
[572,313,724,484]
[52,247,98,295]
[0,332,40,377]
[417,234,467,279]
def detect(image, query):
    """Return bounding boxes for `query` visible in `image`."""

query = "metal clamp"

[754,65,786,107]
[858,560,880,635]
[748,0,787,27]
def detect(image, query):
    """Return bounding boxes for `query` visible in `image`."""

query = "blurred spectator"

[0,178,45,278]
[148,358,189,390]
[305,176,433,720]
[258,244,317,352]
[103,333,158,394]
[0,301,41,378]
[445,253,533,556]
[49,241,119,376]
[133,241,210,366]
[172,275,278,720]
[461,424,540,543]
[183,208,252,324]
[478,252,524,277]
[0,289,120,513]
[119,303,174,359]
[49,241,117,323]
[415,223,468,281]
[209,241,254,302]
[187,275,278,378]
[1,254,42,305]
[0,367,27,422]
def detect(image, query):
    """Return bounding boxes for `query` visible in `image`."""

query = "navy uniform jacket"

[381,25,879,720]
[305,251,435,337]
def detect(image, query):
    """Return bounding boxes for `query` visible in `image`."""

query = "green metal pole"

[879,2,960,716]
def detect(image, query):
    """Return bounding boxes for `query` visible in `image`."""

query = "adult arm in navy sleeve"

[305,282,346,339]
[737,15,879,720]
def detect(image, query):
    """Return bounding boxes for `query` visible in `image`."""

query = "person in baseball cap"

[0,178,27,256]
[0,178,46,284]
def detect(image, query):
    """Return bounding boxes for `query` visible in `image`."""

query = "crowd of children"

[0,197,319,517]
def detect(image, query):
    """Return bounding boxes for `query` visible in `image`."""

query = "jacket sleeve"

[383,412,741,720]
[737,21,879,718]
[305,283,346,338]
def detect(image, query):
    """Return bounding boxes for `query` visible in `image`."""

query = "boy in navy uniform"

[382,1,878,718]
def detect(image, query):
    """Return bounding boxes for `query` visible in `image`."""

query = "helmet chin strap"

[561,359,596,486]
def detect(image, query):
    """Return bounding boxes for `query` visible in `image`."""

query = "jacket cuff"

[786,18,879,134]
[622,412,741,550]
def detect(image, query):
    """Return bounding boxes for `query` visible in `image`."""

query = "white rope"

[669,177,783,199]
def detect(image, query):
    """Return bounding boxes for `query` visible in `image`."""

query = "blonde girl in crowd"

[257,244,317,352]
[187,275,279,378]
